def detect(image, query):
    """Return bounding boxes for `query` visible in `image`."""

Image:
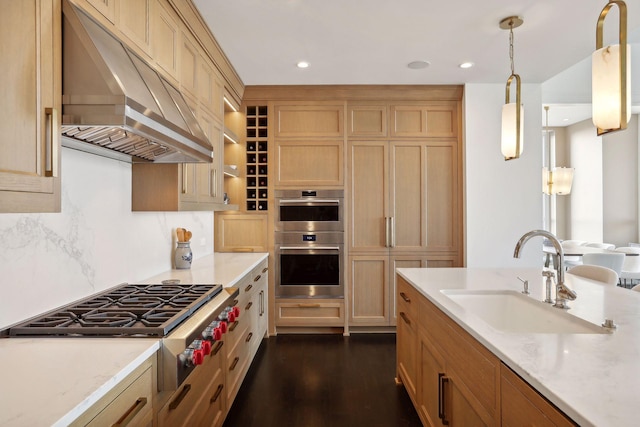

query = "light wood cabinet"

[348,104,388,137]
[501,364,576,427]
[275,104,344,138]
[151,0,179,84]
[396,275,577,427]
[391,103,458,138]
[275,299,345,327]
[224,258,269,405]
[71,355,155,427]
[214,213,269,252]
[396,277,419,403]
[157,339,225,427]
[0,0,61,213]
[118,0,151,54]
[348,136,461,326]
[275,139,344,187]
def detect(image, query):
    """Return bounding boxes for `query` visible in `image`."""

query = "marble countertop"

[397,267,640,427]
[0,252,268,427]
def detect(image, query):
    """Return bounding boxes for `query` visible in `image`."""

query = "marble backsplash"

[0,147,214,329]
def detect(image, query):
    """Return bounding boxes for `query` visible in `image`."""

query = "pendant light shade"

[502,101,524,160]
[543,167,574,195]
[592,0,630,135]
[500,16,524,161]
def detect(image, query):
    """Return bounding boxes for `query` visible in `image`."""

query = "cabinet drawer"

[225,322,251,403]
[276,299,344,326]
[157,340,224,427]
[73,358,154,427]
[397,276,419,318]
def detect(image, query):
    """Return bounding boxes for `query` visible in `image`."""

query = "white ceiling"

[193,0,640,126]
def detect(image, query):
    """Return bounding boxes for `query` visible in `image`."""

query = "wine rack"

[246,106,268,211]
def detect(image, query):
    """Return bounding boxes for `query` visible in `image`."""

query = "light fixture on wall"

[542,106,574,195]
[592,0,631,135]
[500,16,524,161]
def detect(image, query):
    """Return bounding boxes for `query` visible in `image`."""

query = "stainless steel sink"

[440,289,607,334]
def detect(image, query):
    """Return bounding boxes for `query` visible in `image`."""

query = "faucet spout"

[513,230,576,309]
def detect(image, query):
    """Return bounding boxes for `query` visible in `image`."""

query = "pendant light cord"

[509,24,516,75]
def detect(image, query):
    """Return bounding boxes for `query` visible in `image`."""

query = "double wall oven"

[275,190,344,298]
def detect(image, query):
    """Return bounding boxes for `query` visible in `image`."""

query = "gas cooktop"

[5,283,224,337]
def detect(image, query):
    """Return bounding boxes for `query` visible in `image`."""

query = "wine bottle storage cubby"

[246,106,268,211]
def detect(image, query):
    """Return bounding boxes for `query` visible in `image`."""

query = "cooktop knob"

[233,306,240,318]
[192,348,204,365]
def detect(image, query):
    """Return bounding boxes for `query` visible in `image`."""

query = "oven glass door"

[277,247,343,298]
[279,203,339,222]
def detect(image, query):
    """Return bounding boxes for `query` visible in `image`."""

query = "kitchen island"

[397,267,640,427]
[0,252,267,427]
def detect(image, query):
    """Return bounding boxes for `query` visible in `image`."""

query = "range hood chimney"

[61,0,213,163]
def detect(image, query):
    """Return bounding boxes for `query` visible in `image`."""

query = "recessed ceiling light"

[459,62,474,69]
[407,60,430,70]
[297,61,309,69]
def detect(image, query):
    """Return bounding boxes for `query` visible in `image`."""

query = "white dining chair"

[581,252,625,280]
[614,247,640,288]
[567,265,619,286]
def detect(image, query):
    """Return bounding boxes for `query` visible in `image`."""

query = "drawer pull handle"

[438,373,450,425]
[245,301,253,311]
[245,332,253,343]
[245,284,253,292]
[169,384,191,410]
[400,292,411,303]
[262,267,268,273]
[399,312,411,325]
[113,397,147,426]
[212,341,224,356]
[229,356,240,371]
[232,247,254,252]
[229,320,239,332]
[298,303,321,308]
[254,274,261,282]
[210,384,224,404]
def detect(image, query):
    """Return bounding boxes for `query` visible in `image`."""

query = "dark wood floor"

[223,333,422,427]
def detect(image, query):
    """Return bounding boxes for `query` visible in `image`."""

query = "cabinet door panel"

[275,105,343,137]
[426,144,457,249]
[349,142,388,250]
[152,1,179,81]
[0,0,61,212]
[349,256,388,324]
[419,329,446,427]
[276,140,343,186]
[391,142,425,250]
[119,0,150,53]
[348,105,387,137]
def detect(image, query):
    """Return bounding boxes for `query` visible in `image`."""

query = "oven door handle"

[278,246,341,251]
[278,199,340,204]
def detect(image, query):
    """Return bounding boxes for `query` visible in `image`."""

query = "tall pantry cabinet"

[0,0,62,213]
[348,101,462,327]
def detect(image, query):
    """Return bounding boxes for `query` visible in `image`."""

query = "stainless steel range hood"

[61,1,213,163]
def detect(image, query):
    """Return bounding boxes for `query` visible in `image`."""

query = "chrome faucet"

[513,230,577,309]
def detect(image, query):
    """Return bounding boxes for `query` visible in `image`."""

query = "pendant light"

[500,16,524,161]
[542,106,574,195]
[592,0,630,135]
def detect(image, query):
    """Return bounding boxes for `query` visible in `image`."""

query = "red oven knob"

[192,348,204,365]
[219,321,228,333]
[233,306,240,318]
[201,340,212,356]
[228,311,236,322]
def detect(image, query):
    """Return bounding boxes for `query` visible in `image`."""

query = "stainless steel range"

[2,282,239,391]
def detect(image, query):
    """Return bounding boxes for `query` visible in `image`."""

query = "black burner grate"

[7,283,223,337]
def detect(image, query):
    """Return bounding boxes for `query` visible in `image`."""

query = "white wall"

[0,148,214,329]
[566,120,603,241]
[603,115,639,246]
[464,83,543,268]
